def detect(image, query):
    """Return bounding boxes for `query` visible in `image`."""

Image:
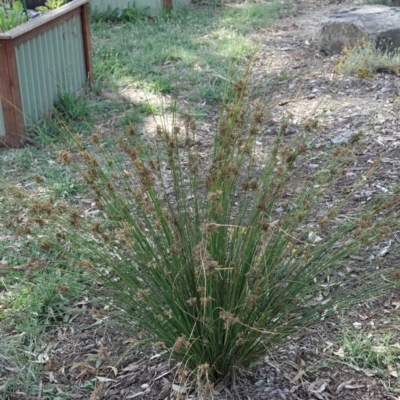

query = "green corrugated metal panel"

[0,99,5,137]
[15,14,86,127]
[133,0,162,15]
[90,0,189,15]
[90,0,132,14]
[173,0,189,8]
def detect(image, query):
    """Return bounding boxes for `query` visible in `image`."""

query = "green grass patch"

[220,2,288,34]
[342,330,400,375]
[0,266,85,337]
[90,2,288,106]
[0,147,87,199]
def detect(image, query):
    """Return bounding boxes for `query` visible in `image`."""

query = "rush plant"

[13,78,400,393]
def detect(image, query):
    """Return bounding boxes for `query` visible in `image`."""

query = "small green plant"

[342,330,400,377]
[221,3,289,34]
[91,79,103,96]
[0,266,84,337]
[277,74,291,82]
[90,4,147,24]
[120,109,144,127]
[0,0,27,32]
[36,0,66,13]
[336,39,400,77]
[147,76,178,95]
[54,92,90,120]
[119,4,147,23]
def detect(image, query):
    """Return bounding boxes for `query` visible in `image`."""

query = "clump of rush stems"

[9,77,400,394]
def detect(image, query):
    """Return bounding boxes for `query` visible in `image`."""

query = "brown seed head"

[173,336,189,353]
[136,289,150,301]
[69,209,82,227]
[156,125,163,137]
[33,175,44,183]
[219,311,237,329]
[200,296,212,307]
[39,239,53,250]
[200,222,219,234]
[57,150,72,164]
[56,284,70,294]
[207,190,222,202]
[186,297,197,306]
[234,79,247,96]
[80,260,95,270]
[88,132,100,144]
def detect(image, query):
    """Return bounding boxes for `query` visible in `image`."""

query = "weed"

[277,74,291,82]
[0,265,84,336]
[147,76,178,95]
[336,39,400,77]
[341,330,400,379]
[137,102,162,115]
[54,92,91,121]
[90,4,147,24]
[120,109,144,126]
[91,79,103,96]
[220,2,289,34]
[119,4,147,23]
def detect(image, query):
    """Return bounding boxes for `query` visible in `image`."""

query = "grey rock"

[319,5,400,54]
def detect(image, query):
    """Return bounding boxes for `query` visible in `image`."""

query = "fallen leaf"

[309,379,328,394]
[96,376,117,382]
[103,365,118,376]
[172,384,186,394]
[126,392,145,399]
[333,347,345,358]
[353,322,362,329]
[70,361,90,371]
[345,384,364,389]
[337,379,353,392]
[290,368,306,383]
[392,302,400,310]
[290,358,307,383]
[122,363,139,372]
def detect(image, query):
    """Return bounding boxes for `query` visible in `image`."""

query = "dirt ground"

[3,1,400,399]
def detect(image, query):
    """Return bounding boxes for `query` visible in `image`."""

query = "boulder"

[319,5,400,55]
